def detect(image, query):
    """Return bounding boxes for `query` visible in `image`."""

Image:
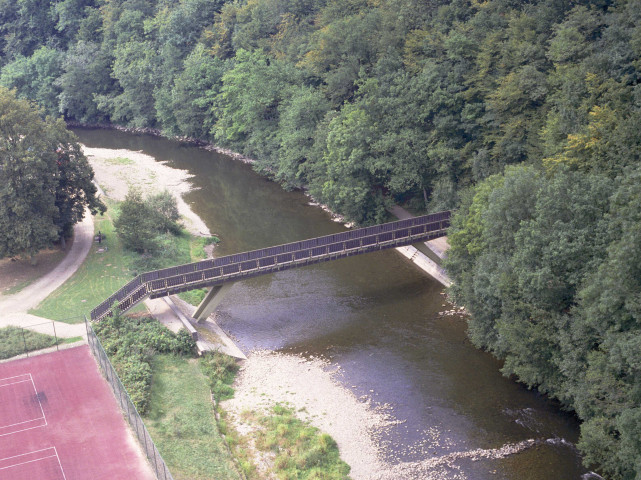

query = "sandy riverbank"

[84,145,395,476]
[84,145,539,480]
[83,146,211,237]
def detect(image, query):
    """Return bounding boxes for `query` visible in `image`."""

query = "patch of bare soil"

[0,238,73,295]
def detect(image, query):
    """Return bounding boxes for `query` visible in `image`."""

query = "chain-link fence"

[0,320,80,361]
[84,317,174,480]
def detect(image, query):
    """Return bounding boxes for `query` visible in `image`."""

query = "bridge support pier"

[193,283,234,322]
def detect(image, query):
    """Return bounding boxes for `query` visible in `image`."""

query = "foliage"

[93,309,196,414]
[0,46,63,116]
[570,167,641,479]
[0,326,58,359]
[113,188,183,260]
[199,352,239,402]
[0,87,105,260]
[254,404,351,480]
[3,0,640,227]
[446,163,641,479]
[213,48,304,168]
[4,0,641,476]
[57,41,112,123]
[145,354,242,480]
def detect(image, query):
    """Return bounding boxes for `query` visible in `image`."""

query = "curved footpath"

[0,209,94,339]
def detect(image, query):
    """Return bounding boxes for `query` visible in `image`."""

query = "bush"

[147,190,182,235]
[113,188,182,254]
[94,310,196,414]
[0,326,59,359]
[199,352,240,402]
[255,405,350,480]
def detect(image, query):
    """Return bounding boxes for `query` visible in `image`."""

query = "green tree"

[276,85,330,188]
[0,0,60,59]
[155,44,227,139]
[57,41,112,122]
[49,120,106,240]
[571,167,641,479]
[0,87,104,259]
[105,40,159,127]
[113,188,181,254]
[53,0,100,44]
[0,46,64,116]
[113,188,157,254]
[214,48,303,165]
[313,103,388,224]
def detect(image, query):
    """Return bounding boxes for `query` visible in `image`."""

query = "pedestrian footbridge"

[90,211,451,322]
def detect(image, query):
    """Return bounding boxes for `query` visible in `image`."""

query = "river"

[74,128,590,480]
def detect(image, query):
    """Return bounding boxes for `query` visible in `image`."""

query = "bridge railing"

[90,210,450,321]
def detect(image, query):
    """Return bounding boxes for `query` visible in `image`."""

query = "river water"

[74,128,590,479]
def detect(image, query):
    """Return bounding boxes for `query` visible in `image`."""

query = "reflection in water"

[75,128,587,479]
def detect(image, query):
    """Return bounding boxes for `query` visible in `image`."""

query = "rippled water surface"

[76,128,589,479]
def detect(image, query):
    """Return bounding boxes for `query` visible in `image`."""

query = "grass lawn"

[29,212,137,323]
[145,354,241,480]
[0,326,82,360]
[30,203,213,322]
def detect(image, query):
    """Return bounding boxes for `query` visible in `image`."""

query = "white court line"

[0,379,31,389]
[0,373,47,437]
[0,416,46,429]
[54,446,67,480]
[0,446,67,479]
[28,373,48,429]
[0,454,58,471]
[0,447,57,462]
[0,374,31,383]
[0,423,48,437]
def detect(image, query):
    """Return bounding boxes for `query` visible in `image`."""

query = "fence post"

[21,328,28,357]
[52,321,59,351]
[83,320,174,480]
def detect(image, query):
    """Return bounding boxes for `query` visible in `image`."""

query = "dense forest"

[1,0,640,478]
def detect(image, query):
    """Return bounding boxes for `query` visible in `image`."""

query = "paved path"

[0,209,94,339]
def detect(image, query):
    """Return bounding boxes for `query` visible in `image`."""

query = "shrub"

[0,326,59,359]
[94,311,196,414]
[199,352,240,402]
[113,188,182,254]
[255,405,351,480]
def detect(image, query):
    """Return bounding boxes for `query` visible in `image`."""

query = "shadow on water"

[74,128,589,480]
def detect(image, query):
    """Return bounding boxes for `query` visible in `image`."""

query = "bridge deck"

[90,211,450,321]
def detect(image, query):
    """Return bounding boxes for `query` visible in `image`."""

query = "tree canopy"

[0,87,104,259]
[445,164,641,480]
[1,0,639,225]
[1,1,641,477]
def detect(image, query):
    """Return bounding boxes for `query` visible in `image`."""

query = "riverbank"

[82,142,563,480]
[70,122,256,165]
[83,144,390,477]
[82,146,212,238]
[222,350,391,479]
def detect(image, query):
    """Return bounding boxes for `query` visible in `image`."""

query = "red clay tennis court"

[0,345,155,479]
